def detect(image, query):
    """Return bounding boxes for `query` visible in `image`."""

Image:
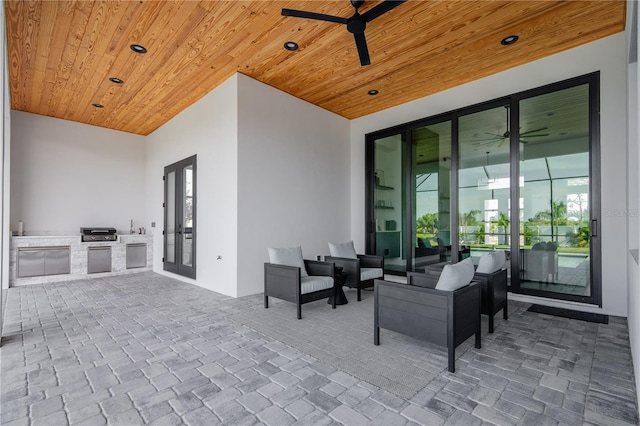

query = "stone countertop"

[11,233,152,242]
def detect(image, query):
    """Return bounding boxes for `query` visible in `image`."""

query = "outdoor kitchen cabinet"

[17,246,71,278]
[87,246,112,274]
[126,243,147,269]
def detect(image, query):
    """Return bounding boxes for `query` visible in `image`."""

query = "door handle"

[591,219,597,237]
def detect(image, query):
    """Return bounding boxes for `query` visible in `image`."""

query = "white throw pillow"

[476,251,506,274]
[328,241,357,259]
[268,246,308,277]
[493,250,506,269]
[436,257,474,291]
[476,252,497,274]
[459,257,475,283]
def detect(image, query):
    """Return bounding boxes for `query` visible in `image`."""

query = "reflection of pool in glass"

[558,254,589,268]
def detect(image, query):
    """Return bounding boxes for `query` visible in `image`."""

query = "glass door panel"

[458,105,511,277]
[181,165,194,268]
[411,121,452,271]
[166,170,176,264]
[519,84,591,298]
[373,134,405,273]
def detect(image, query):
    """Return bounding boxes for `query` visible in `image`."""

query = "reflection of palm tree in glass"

[497,213,510,245]
[459,210,481,243]
[551,201,567,242]
[416,213,439,236]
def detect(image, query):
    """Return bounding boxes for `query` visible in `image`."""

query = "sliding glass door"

[411,121,452,271]
[367,132,406,272]
[365,73,600,305]
[458,103,512,281]
[516,82,598,303]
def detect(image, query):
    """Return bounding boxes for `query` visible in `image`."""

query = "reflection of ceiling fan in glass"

[472,106,549,147]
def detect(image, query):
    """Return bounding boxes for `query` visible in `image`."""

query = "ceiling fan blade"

[472,140,497,146]
[484,132,504,138]
[521,134,550,138]
[362,0,407,22]
[282,9,348,24]
[520,127,548,135]
[354,32,371,66]
[473,137,502,142]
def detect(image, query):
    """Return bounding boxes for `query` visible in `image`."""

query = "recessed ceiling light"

[109,77,124,84]
[500,35,519,46]
[130,44,147,54]
[284,41,298,51]
[368,90,379,96]
[92,103,104,108]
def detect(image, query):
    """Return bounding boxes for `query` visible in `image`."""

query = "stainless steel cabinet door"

[17,249,45,277]
[126,244,147,269]
[87,247,111,274]
[45,248,70,275]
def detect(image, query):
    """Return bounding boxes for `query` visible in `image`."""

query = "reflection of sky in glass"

[547,153,588,179]
[415,173,442,216]
[521,158,549,181]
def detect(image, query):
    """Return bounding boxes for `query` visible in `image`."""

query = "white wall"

[351,33,628,316]
[1,4,8,327]
[626,0,640,414]
[10,112,146,235]
[145,75,239,297]
[236,74,350,297]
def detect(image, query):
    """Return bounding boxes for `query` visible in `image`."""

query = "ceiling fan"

[281,0,407,66]
[472,106,549,147]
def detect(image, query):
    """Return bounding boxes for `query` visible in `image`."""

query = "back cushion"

[476,251,506,274]
[436,257,474,291]
[493,250,506,269]
[328,241,357,259]
[268,246,308,277]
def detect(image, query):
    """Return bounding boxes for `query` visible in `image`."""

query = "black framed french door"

[164,155,196,279]
[365,73,601,306]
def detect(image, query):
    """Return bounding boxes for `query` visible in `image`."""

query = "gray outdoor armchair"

[325,240,384,301]
[374,272,481,373]
[264,246,337,319]
[425,251,508,333]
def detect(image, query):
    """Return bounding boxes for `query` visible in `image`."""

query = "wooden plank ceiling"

[6,0,626,136]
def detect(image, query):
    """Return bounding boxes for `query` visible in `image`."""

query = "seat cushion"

[301,276,334,294]
[361,267,383,281]
[436,257,474,291]
[268,246,308,277]
[328,241,357,259]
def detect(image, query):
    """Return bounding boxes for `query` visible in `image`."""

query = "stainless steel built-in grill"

[80,227,117,242]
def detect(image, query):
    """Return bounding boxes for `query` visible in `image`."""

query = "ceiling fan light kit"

[281,0,407,66]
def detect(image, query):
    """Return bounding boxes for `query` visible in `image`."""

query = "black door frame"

[164,155,197,279]
[365,72,601,306]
